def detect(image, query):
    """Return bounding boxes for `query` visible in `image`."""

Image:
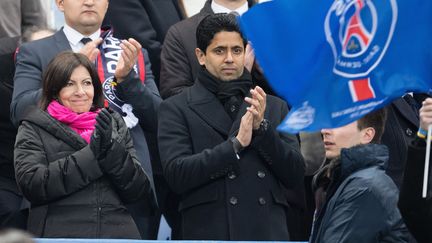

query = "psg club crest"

[324,0,398,102]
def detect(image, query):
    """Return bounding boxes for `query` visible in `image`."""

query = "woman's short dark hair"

[39,51,104,111]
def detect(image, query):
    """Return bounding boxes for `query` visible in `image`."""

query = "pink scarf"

[47,101,99,143]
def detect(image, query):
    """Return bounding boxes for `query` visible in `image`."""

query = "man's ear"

[56,0,65,12]
[360,127,375,144]
[195,48,206,66]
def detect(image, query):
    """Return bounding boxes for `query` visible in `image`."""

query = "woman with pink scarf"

[14,52,151,239]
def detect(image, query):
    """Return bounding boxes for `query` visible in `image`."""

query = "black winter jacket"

[14,108,151,238]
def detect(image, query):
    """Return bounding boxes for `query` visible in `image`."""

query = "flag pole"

[422,124,432,198]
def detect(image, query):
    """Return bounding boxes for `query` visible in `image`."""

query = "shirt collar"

[211,1,249,15]
[62,23,101,46]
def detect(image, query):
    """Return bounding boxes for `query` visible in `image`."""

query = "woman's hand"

[90,108,113,159]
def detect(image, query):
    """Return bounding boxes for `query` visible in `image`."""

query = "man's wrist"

[233,136,246,149]
[254,119,269,136]
[231,136,245,159]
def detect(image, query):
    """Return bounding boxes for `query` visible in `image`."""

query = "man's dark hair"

[196,13,247,52]
[357,108,388,144]
[40,51,104,111]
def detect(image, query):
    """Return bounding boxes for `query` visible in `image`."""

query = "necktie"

[80,37,92,45]
[229,11,240,16]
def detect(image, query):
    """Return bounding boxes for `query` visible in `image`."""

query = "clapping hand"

[115,38,142,83]
[245,86,267,130]
[90,108,113,159]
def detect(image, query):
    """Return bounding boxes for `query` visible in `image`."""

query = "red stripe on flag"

[348,78,375,102]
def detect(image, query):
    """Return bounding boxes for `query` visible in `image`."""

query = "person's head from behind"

[21,26,55,43]
[0,229,34,243]
[195,13,248,82]
[40,51,104,113]
[55,0,109,36]
[321,108,387,159]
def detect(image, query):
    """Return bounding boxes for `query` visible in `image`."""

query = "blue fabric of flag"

[240,0,432,133]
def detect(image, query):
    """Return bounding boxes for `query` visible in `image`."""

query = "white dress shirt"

[62,24,101,53]
[211,1,249,16]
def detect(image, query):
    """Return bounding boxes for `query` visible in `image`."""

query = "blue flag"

[240,0,432,133]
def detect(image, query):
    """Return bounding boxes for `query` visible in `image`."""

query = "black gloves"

[90,108,113,159]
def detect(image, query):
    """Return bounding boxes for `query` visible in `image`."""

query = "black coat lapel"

[228,95,250,137]
[392,98,419,127]
[188,82,232,137]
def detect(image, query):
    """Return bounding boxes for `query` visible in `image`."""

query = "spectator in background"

[0,37,24,230]
[0,229,34,243]
[103,0,186,85]
[311,109,408,242]
[0,28,54,230]
[103,0,186,237]
[382,94,429,188]
[399,97,432,243]
[21,26,55,43]
[0,0,46,38]
[14,52,152,238]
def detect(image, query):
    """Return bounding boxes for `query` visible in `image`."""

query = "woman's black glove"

[90,108,113,159]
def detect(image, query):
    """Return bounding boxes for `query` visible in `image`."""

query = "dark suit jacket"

[159,0,256,99]
[103,0,185,84]
[158,80,305,240]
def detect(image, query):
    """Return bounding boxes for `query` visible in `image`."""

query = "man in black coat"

[399,97,432,243]
[383,95,428,188]
[158,13,304,240]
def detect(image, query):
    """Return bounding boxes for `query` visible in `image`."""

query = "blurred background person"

[0,0,47,38]
[103,0,186,86]
[0,37,24,231]
[0,229,34,243]
[14,52,152,238]
[0,27,54,230]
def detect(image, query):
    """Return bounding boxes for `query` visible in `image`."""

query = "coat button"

[406,128,413,136]
[228,172,236,179]
[230,105,236,112]
[257,171,266,179]
[258,197,266,205]
[229,196,238,205]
